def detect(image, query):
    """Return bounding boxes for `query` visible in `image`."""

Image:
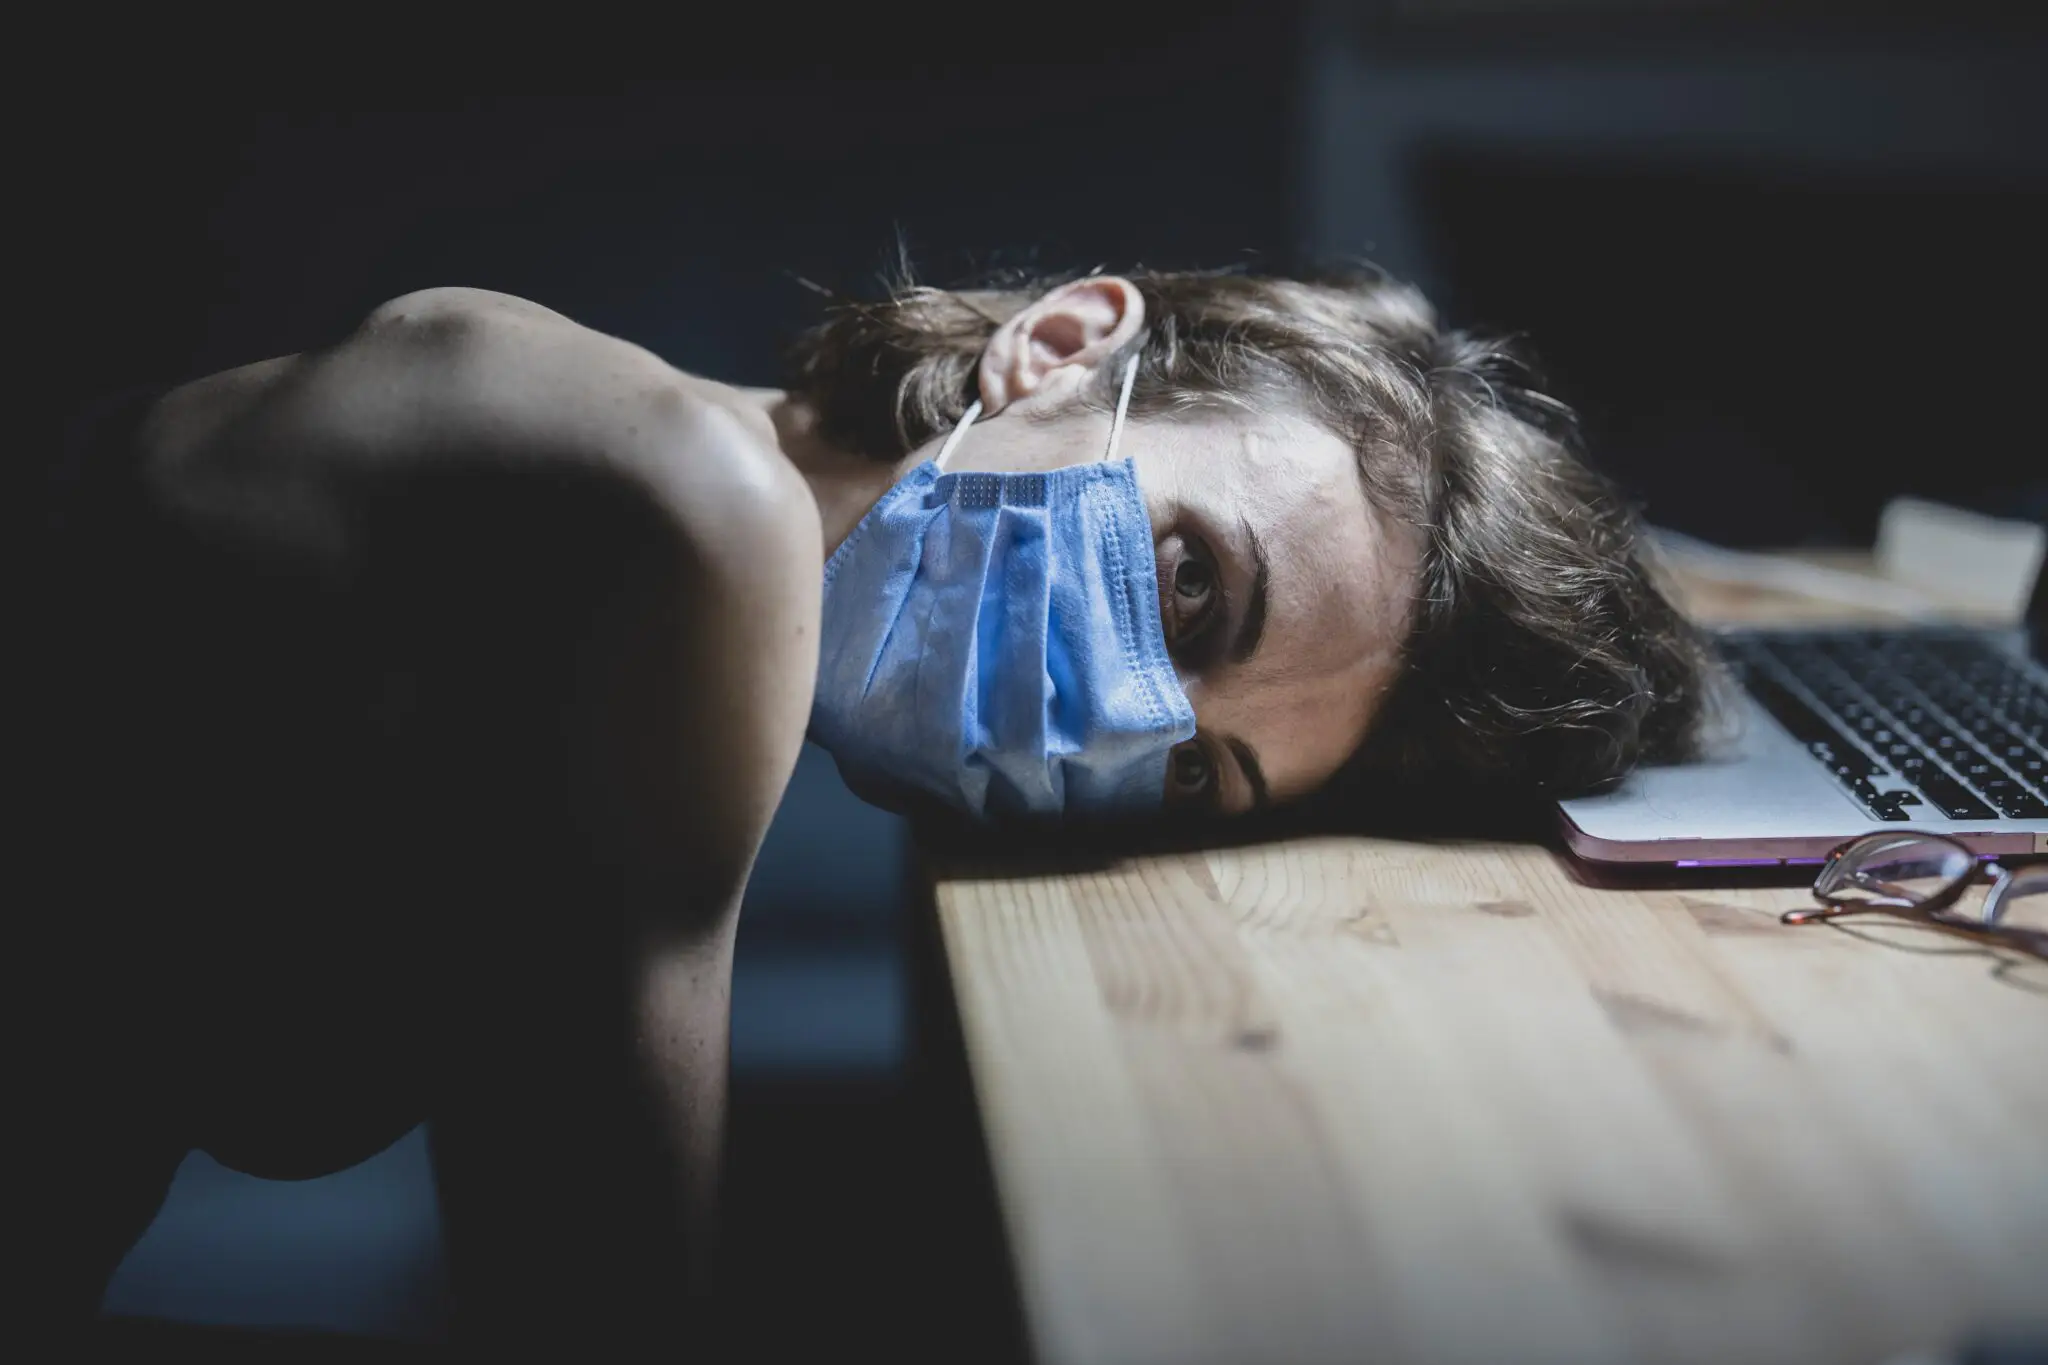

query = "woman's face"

[936,400,1421,816]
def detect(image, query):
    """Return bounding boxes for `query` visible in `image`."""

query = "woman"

[38,266,1708,1347]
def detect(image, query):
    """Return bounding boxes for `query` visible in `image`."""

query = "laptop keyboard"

[1719,630,2048,822]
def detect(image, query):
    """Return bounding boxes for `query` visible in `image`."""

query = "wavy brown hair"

[785,261,1717,801]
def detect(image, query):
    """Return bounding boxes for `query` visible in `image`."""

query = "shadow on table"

[1803,914,2048,994]
[909,778,1563,879]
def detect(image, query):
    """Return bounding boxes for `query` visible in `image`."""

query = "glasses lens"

[1817,834,1974,908]
[1986,862,2048,934]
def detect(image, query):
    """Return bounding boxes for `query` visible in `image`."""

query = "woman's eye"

[1162,534,1222,656]
[1168,741,1215,800]
[1158,530,1228,667]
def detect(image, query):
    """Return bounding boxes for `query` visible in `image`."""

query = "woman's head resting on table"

[779,263,1714,824]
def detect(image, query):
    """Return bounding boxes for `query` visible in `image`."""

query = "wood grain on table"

[924,560,2048,1365]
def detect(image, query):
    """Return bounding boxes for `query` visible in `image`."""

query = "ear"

[978,276,1146,414]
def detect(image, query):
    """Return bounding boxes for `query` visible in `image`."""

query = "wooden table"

[920,557,2048,1365]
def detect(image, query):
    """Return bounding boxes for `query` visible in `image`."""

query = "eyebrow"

[1225,735,1270,811]
[1230,518,1271,665]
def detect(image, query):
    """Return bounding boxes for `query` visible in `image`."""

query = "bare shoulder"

[140,285,821,586]
[133,287,824,923]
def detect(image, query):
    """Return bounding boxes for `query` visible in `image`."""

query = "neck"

[737,386,919,557]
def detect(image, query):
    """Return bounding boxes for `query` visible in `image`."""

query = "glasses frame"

[1784,831,2045,944]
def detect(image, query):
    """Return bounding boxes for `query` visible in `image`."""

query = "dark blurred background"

[50,1,2047,1356]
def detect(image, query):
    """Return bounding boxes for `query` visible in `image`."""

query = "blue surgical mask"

[810,355,1197,819]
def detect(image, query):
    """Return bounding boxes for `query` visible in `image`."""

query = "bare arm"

[139,287,821,1337]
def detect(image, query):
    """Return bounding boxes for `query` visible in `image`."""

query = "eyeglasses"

[1784,831,2048,952]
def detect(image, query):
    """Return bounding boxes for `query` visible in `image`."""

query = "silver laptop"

[1559,554,2048,866]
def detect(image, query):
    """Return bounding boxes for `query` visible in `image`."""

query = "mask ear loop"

[938,350,1140,472]
[933,400,982,472]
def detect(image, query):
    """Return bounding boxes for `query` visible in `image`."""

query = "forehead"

[1137,408,1420,798]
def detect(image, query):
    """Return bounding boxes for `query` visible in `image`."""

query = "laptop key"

[1860,789,1920,821]
[1976,779,2048,819]
[1907,769,1999,821]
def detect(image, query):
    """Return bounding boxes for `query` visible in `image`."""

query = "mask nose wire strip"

[933,401,982,472]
